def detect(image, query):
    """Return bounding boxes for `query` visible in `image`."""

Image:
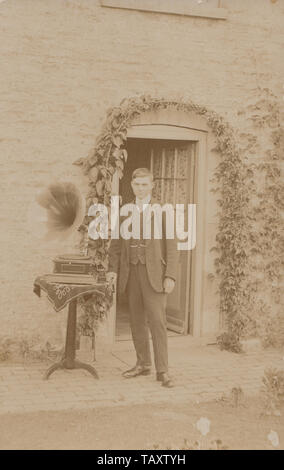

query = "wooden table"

[43,298,99,380]
[34,274,107,380]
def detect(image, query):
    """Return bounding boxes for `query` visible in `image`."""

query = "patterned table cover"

[33,274,106,312]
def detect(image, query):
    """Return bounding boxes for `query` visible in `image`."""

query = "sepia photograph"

[0,0,283,452]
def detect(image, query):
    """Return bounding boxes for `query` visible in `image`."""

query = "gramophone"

[35,182,106,284]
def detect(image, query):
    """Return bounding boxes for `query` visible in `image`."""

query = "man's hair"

[132,168,154,182]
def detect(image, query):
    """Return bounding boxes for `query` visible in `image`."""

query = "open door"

[149,141,195,334]
[118,138,195,335]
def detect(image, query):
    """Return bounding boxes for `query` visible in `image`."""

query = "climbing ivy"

[236,88,284,347]
[73,95,251,348]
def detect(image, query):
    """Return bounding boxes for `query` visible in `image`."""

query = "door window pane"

[151,143,193,205]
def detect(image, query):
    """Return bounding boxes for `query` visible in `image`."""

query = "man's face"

[131,176,154,200]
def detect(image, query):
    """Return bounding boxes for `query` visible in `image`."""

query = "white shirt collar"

[135,194,151,211]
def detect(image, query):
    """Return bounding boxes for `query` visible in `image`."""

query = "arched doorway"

[76,96,243,349]
[111,109,211,342]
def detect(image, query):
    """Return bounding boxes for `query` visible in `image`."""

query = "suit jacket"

[108,197,179,294]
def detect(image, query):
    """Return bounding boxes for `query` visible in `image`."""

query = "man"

[108,168,179,388]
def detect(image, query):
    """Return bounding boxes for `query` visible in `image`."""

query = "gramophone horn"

[35,182,84,240]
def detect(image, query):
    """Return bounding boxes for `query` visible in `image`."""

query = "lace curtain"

[151,143,193,205]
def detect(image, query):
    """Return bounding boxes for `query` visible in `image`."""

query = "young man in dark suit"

[108,168,179,388]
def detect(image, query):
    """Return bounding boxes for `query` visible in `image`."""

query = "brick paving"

[0,337,283,414]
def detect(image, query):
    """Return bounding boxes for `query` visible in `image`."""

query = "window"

[100,0,227,20]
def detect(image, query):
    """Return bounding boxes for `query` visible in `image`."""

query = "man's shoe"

[156,372,174,388]
[122,365,151,378]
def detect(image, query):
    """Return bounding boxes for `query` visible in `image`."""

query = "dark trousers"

[126,262,168,373]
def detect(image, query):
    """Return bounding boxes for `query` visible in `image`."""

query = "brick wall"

[0,0,283,341]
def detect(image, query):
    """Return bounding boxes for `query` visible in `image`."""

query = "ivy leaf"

[113,148,122,159]
[99,167,109,178]
[122,149,128,161]
[96,180,105,196]
[112,117,121,129]
[116,159,124,172]
[73,157,85,166]
[88,155,98,167]
[116,168,123,180]
[119,130,127,141]
[82,161,91,175]
[88,166,99,183]
[112,135,124,148]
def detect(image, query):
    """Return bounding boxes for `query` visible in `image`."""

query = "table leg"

[43,360,64,380]
[65,298,77,368]
[43,299,99,380]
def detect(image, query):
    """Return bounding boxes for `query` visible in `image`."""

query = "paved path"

[0,337,283,414]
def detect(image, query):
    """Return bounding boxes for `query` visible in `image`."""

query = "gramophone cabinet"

[53,254,93,276]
